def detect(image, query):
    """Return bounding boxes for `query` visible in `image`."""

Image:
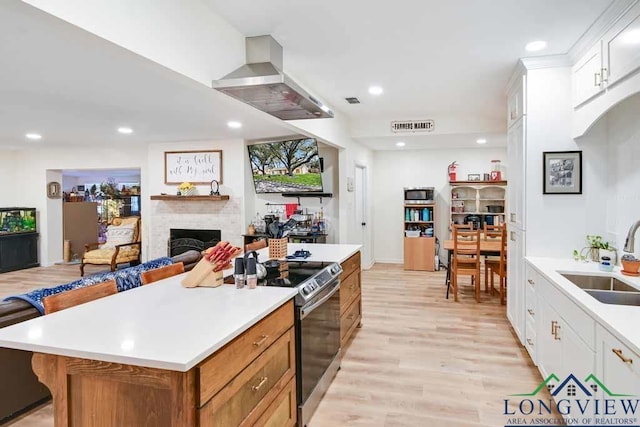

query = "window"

[567,384,576,397]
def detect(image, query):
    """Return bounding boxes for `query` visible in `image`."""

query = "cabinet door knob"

[594,72,601,87]
[527,279,535,286]
[612,348,633,364]
[526,338,534,347]
[527,308,535,316]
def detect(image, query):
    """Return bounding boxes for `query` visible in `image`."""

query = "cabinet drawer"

[538,276,595,349]
[340,269,361,314]
[340,252,361,280]
[525,281,537,325]
[198,300,294,406]
[199,328,296,427]
[254,377,296,427]
[340,296,361,347]
[525,317,537,364]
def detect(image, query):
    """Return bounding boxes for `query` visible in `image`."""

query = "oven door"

[297,280,341,412]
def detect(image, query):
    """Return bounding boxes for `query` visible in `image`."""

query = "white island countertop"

[0,277,297,371]
[0,243,363,372]
[527,257,640,355]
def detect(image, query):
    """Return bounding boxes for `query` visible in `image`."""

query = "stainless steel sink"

[584,289,640,306]
[560,273,639,292]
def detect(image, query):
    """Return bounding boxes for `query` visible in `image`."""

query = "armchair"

[80,216,141,276]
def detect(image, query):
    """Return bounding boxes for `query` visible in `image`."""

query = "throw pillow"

[102,224,135,249]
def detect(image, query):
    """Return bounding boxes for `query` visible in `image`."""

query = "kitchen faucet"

[623,219,640,253]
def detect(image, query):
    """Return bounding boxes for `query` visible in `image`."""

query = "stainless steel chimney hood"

[212,35,333,120]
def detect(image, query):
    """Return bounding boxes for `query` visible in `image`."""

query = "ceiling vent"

[212,35,333,120]
[345,97,360,104]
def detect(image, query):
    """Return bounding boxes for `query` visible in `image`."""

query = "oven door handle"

[300,282,340,320]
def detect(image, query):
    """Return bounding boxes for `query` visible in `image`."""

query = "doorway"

[354,164,371,267]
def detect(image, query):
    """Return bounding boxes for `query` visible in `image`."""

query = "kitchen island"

[0,243,362,426]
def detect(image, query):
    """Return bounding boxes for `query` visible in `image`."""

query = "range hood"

[212,35,333,120]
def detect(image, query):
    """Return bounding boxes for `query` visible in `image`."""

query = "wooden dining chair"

[140,262,185,285]
[245,239,267,252]
[483,223,505,293]
[43,280,118,314]
[486,226,508,305]
[451,227,481,302]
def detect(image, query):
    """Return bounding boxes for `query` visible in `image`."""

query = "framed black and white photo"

[543,151,582,194]
[467,173,481,181]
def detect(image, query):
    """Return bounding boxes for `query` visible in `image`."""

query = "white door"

[354,165,370,266]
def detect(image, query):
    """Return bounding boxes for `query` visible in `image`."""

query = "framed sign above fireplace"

[164,150,222,185]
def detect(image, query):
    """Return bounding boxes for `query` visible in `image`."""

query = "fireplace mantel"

[150,195,229,201]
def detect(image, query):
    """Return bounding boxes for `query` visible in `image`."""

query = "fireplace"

[168,229,221,257]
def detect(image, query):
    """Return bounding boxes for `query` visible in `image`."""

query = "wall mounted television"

[248,137,323,194]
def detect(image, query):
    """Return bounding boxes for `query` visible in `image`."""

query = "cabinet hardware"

[510,111,516,120]
[510,231,516,242]
[594,72,601,87]
[252,335,269,347]
[527,308,535,316]
[252,376,268,391]
[551,320,558,335]
[612,348,633,364]
[527,279,535,286]
[554,325,561,341]
[510,213,516,223]
[601,67,608,83]
[527,338,534,346]
[347,314,355,320]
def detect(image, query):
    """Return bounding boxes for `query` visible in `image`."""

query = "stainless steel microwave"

[404,187,435,204]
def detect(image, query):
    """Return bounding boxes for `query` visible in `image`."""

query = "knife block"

[181,258,224,288]
[268,238,288,259]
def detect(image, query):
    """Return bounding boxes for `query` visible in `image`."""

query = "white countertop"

[527,257,640,354]
[0,243,362,372]
[0,276,297,371]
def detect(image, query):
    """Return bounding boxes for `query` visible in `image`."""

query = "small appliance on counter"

[404,187,435,204]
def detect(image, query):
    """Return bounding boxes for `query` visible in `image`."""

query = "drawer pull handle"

[551,320,558,335]
[612,348,633,364]
[510,213,516,223]
[527,309,535,316]
[526,338,534,347]
[527,279,535,285]
[348,314,355,320]
[252,376,268,391]
[252,335,269,347]
[554,325,561,341]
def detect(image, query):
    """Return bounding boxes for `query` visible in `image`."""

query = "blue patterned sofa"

[0,250,202,423]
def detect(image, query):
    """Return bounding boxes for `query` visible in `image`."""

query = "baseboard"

[374,258,403,264]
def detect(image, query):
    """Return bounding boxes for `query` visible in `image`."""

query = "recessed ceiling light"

[368,86,383,96]
[227,121,242,129]
[525,40,547,52]
[476,138,487,144]
[396,141,406,147]
[117,127,133,134]
[25,133,42,140]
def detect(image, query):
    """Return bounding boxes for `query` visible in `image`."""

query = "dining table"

[442,239,504,299]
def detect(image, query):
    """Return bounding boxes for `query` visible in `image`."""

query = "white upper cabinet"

[507,117,525,229]
[573,41,604,107]
[507,75,526,128]
[603,1,640,87]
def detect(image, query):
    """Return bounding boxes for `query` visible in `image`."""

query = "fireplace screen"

[168,229,221,257]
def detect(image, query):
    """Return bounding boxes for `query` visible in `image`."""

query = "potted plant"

[586,235,617,264]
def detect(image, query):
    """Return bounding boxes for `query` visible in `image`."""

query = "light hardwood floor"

[1,263,548,427]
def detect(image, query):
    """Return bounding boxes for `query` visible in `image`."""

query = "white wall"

[599,93,640,257]
[10,146,148,266]
[525,67,608,258]
[0,150,19,205]
[146,139,246,259]
[372,147,507,263]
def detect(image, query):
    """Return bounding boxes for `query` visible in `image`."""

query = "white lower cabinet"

[507,228,525,344]
[597,325,640,397]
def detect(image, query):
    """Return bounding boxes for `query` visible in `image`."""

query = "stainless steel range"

[261,261,342,427]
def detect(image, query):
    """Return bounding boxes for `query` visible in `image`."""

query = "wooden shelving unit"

[449,181,507,229]
[150,195,230,201]
[403,201,436,271]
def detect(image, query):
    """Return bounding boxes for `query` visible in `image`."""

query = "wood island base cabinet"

[340,252,362,348]
[32,300,296,427]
